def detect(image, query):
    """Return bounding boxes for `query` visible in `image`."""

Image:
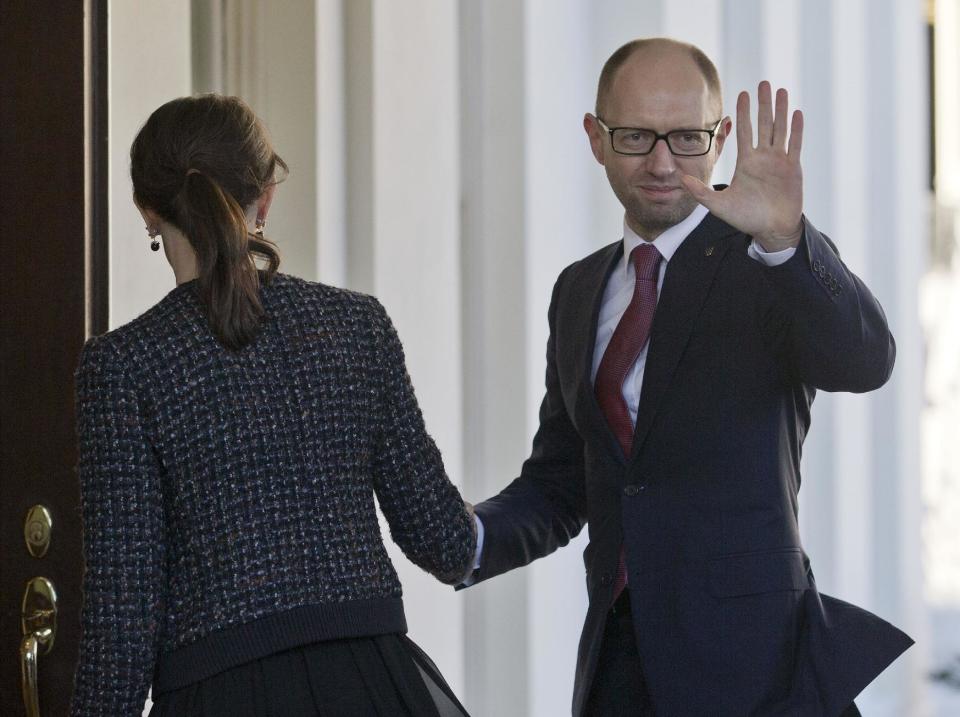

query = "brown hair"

[130,94,288,351]
[595,37,722,118]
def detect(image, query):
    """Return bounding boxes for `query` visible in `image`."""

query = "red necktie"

[594,243,661,603]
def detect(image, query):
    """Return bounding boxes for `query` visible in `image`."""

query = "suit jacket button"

[600,573,611,586]
[624,485,639,496]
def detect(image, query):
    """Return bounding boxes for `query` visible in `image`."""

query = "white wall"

[109,1,192,329]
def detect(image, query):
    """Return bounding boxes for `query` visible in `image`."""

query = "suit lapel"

[629,213,738,463]
[565,242,626,462]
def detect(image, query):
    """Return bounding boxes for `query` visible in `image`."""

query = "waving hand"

[681,81,804,252]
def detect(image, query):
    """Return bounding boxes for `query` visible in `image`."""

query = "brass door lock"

[24,505,53,559]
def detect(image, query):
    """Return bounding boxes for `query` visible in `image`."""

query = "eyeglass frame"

[594,117,724,157]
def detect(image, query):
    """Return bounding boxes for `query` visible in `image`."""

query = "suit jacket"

[468,213,913,716]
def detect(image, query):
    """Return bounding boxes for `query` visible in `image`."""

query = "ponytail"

[174,172,280,350]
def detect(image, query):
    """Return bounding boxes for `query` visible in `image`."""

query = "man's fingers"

[787,109,804,158]
[736,90,753,151]
[757,81,773,146]
[772,88,789,149]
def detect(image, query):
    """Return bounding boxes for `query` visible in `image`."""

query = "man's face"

[585,50,730,240]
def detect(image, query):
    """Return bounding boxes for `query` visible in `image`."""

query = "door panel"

[1,2,108,714]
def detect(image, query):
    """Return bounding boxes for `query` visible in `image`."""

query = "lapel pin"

[705,246,715,257]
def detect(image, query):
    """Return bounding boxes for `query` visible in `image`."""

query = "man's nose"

[645,138,676,176]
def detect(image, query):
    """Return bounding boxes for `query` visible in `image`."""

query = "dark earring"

[255,216,265,236]
[147,226,161,252]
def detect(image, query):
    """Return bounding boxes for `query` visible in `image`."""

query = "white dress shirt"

[592,205,795,424]
[465,206,796,580]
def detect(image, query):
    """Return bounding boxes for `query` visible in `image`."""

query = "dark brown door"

[1,2,108,715]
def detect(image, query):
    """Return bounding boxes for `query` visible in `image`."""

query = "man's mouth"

[638,185,681,197]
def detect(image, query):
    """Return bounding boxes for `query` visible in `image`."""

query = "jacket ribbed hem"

[152,597,408,694]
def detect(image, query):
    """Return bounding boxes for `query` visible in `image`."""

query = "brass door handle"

[21,578,58,717]
[20,631,48,717]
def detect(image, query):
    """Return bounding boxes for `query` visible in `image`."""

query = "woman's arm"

[71,337,166,716]
[367,299,476,585]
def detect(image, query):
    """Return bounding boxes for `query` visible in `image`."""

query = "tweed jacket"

[70,273,475,716]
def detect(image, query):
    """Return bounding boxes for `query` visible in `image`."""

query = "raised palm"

[681,81,803,251]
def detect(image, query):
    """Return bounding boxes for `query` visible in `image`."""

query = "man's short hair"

[595,37,722,118]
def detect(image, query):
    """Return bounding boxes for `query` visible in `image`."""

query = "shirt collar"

[620,204,709,274]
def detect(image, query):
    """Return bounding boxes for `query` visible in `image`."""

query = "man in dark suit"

[460,38,913,716]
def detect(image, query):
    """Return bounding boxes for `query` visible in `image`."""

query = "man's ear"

[714,115,733,157]
[584,113,606,165]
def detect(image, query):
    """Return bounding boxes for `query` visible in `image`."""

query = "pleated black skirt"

[148,634,471,717]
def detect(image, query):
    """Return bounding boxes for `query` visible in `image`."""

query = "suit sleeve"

[368,299,476,585]
[71,338,166,717]
[465,269,588,586]
[760,217,896,392]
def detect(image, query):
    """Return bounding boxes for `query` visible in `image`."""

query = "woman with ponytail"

[71,95,475,716]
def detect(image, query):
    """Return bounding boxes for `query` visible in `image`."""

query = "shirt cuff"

[459,514,484,587]
[748,240,796,267]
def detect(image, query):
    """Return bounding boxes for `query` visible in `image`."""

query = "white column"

[316,0,346,286]
[664,0,724,62]
[863,0,931,713]
[191,0,224,94]
[761,0,800,107]
[108,1,192,325]
[343,0,468,696]
[523,4,600,715]
[793,0,841,589]
[828,0,873,608]
[221,0,320,281]
[459,1,531,714]
[342,0,374,293]
[718,0,763,182]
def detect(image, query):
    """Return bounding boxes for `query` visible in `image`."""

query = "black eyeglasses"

[595,118,723,156]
